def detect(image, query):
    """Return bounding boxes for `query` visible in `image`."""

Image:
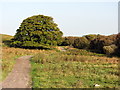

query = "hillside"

[0,34,13,41]
[0,34,13,47]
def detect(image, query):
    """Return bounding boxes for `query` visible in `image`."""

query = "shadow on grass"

[3,40,53,50]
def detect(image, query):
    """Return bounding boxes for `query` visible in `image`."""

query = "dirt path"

[59,47,66,51]
[2,55,33,88]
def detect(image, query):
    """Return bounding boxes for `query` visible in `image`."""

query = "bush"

[103,44,117,55]
[73,37,89,49]
[83,34,98,41]
[90,34,117,53]
[115,33,120,56]
[116,33,120,47]
[60,37,78,46]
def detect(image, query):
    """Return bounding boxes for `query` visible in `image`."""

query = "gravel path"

[2,55,33,88]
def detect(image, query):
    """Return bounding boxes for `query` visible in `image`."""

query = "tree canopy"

[11,15,63,49]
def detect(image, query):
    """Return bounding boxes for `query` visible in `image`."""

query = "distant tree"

[60,37,69,46]
[83,34,98,49]
[11,15,63,49]
[61,37,78,46]
[73,37,89,49]
[83,34,98,41]
[90,34,117,53]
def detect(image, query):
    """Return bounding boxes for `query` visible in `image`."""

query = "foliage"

[60,34,119,56]
[103,44,117,55]
[73,37,89,49]
[116,33,120,47]
[115,33,120,56]
[83,34,98,41]
[11,15,63,49]
[90,34,117,53]
[82,34,98,49]
[60,37,78,46]
[60,35,97,48]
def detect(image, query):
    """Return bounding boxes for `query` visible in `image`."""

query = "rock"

[94,84,100,87]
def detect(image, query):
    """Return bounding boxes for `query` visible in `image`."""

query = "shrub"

[115,33,120,56]
[73,37,89,49]
[60,37,78,46]
[83,34,98,41]
[116,33,120,47]
[103,44,117,55]
[90,34,117,53]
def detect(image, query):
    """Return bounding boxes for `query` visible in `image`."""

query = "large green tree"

[11,15,63,49]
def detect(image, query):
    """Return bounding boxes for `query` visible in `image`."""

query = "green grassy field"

[1,34,119,88]
[1,34,46,81]
[31,49,119,88]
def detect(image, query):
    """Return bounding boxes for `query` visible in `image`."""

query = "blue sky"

[0,1,118,36]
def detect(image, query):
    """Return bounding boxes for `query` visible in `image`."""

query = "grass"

[0,34,13,47]
[1,34,119,88]
[61,47,106,57]
[1,34,58,82]
[1,46,47,81]
[31,50,119,88]
[1,34,45,81]
[0,34,13,41]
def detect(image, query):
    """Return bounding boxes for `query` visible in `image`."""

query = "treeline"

[60,33,120,56]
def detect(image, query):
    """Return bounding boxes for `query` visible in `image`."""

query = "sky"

[0,0,119,36]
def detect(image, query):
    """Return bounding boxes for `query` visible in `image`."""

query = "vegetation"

[1,47,46,81]
[0,34,13,47]
[89,34,117,53]
[61,37,78,46]
[1,14,120,89]
[10,15,63,49]
[73,37,89,49]
[1,34,13,41]
[116,33,120,47]
[31,49,119,88]
[83,34,98,41]
[61,48,105,56]
[103,45,117,55]
[60,34,119,56]
[1,34,46,81]
[116,33,120,56]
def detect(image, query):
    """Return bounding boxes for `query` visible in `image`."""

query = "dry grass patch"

[1,47,48,81]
